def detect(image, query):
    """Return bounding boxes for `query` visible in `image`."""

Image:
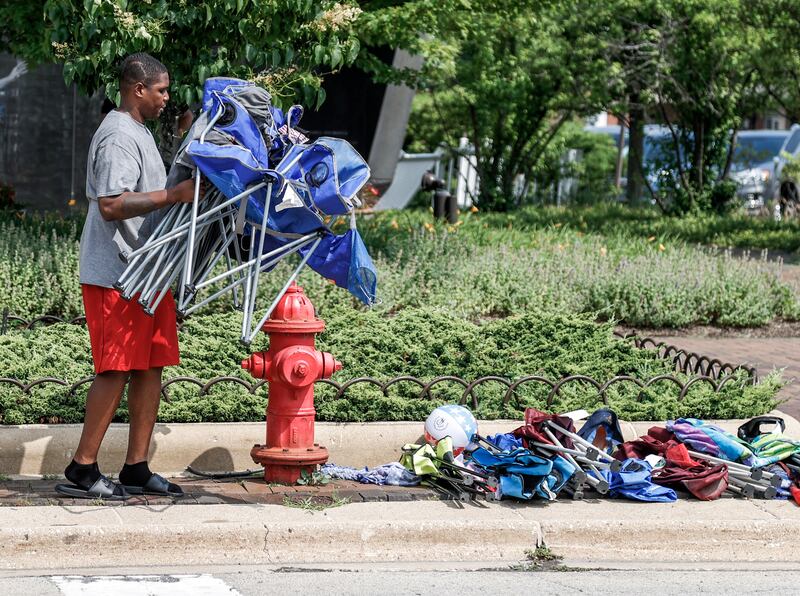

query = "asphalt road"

[2,567,799,595]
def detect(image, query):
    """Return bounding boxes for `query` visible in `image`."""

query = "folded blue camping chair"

[276,137,369,216]
[469,447,554,501]
[486,433,524,452]
[137,75,380,344]
[247,181,326,236]
[214,94,270,164]
[599,458,677,503]
[201,77,254,113]
[186,142,270,200]
[579,408,624,455]
[544,455,576,494]
[188,87,274,210]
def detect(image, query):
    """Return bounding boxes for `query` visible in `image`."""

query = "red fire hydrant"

[242,282,341,484]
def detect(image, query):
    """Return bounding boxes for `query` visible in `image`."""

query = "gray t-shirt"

[79,110,167,287]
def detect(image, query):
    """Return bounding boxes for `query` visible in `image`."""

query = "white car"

[729,129,792,212]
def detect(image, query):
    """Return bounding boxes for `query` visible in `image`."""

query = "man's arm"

[98,177,201,221]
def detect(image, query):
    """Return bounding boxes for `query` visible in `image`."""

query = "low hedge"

[0,306,781,424]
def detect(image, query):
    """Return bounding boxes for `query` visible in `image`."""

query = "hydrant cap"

[262,282,325,333]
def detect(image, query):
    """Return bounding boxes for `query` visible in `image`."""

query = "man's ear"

[134,81,146,98]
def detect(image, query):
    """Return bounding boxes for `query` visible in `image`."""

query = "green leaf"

[271,48,281,66]
[198,64,209,83]
[100,39,113,60]
[313,44,324,64]
[346,39,360,63]
[315,86,326,110]
[245,43,256,63]
[284,46,294,64]
[205,4,212,24]
[62,62,75,84]
[330,45,343,69]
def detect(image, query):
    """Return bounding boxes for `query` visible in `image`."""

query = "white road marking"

[51,574,241,596]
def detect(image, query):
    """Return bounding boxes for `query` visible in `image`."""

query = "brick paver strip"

[653,336,800,419]
[0,478,443,507]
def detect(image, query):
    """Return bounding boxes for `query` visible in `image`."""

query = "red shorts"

[82,284,180,374]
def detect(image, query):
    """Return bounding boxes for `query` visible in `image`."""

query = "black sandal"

[122,473,184,497]
[55,476,131,501]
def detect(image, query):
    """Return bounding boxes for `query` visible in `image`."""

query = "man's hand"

[167,177,207,204]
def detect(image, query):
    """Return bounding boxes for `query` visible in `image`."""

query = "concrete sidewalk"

[1,498,799,570]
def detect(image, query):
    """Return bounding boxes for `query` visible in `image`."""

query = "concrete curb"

[0,502,542,570]
[1,410,798,477]
[2,498,799,570]
[533,499,800,563]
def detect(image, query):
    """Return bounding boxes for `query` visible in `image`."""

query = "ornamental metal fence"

[0,311,759,421]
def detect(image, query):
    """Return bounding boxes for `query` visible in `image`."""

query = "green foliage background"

[2,208,797,327]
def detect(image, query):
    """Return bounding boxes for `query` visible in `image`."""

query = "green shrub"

[1,206,797,328]
[0,220,82,319]
[0,309,780,424]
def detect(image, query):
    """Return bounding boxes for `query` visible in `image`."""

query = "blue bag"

[300,227,377,305]
[601,458,677,503]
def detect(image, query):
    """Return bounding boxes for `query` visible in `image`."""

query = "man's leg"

[125,366,163,464]
[73,371,129,464]
[119,366,182,495]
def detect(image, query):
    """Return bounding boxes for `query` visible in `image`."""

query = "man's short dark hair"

[119,53,167,88]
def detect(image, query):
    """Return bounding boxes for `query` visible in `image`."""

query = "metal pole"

[531,440,598,462]
[139,242,187,309]
[687,450,777,482]
[540,428,608,493]
[124,184,266,262]
[218,213,241,308]
[70,83,77,206]
[543,421,612,463]
[244,235,323,345]
[194,232,318,291]
[183,105,224,294]
[240,183,273,341]
[116,203,184,286]
[124,197,226,261]
[180,265,258,316]
[614,118,626,191]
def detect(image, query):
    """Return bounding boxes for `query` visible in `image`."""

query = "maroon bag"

[512,408,577,449]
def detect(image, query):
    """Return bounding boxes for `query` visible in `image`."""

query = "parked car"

[773,124,800,220]
[729,129,791,213]
[582,123,800,215]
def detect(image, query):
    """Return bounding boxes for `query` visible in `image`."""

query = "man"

[56,53,200,500]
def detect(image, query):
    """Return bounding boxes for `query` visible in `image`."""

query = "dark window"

[734,134,788,167]
[784,130,800,155]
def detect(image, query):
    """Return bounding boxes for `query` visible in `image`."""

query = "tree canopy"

[3,0,800,214]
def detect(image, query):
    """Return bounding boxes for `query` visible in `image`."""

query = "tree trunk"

[692,120,705,190]
[626,99,645,204]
